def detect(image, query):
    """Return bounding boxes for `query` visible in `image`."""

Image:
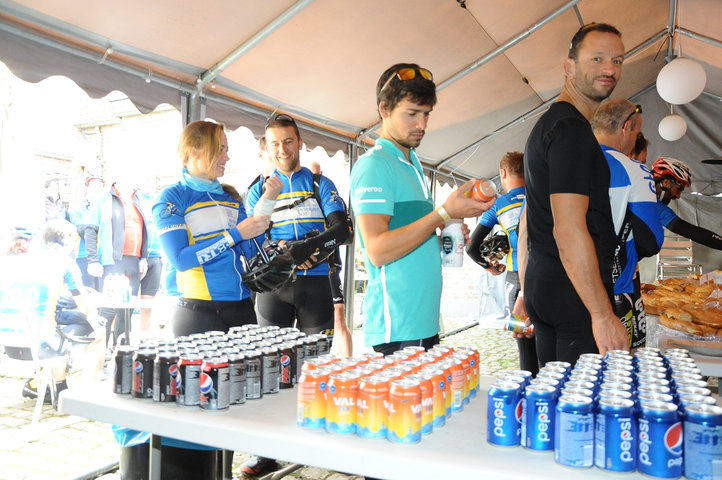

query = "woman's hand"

[237,215,271,239]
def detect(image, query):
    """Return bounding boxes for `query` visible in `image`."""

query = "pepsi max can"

[487,380,522,446]
[303,337,318,360]
[112,345,135,394]
[279,342,295,389]
[638,400,683,478]
[176,352,202,406]
[314,333,330,356]
[200,356,230,410]
[228,353,246,405]
[594,397,636,472]
[683,404,722,480]
[245,350,263,400]
[554,394,594,468]
[521,384,556,451]
[152,352,178,402]
[293,339,305,382]
[261,347,280,394]
[131,348,155,399]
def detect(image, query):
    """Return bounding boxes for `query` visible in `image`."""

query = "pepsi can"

[594,397,636,472]
[504,369,532,386]
[638,400,683,478]
[279,342,295,389]
[678,394,717,415]
[131,348,155,399]
[176,352,203,406]
[544,361,571,376]
[245,350,263,400]
[314,333,330,356]
[303,336,318,360]
[112,345,135,394]
[521,384,556,451]
[683,404,722,480]
[487,380,522,446]
[200,356,230,410]
[261,346,280,394]
[554,394,594,468]
[228,353,246,405]
[152,351,178,402]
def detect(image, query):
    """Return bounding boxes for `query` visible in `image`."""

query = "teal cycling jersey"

[153,182,256,301]
[246,167,345,276]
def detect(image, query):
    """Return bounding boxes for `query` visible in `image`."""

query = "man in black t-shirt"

[513,23,630,365]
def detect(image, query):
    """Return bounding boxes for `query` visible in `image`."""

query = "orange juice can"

[435,361,453,419]
[386,353,411,364]
[367,357,396,369]
[356,375,389,438]
[442,358,465,412]
[419,367,447,427]
[458,347,479,397]
[406,374,434,434]
[325,372,359,434]
[301,357,333,374]
[361,351,384,361]
[398,360,424,374]
[467,178,497,201]
[431,345,455,358]
[400,345,426,359]
[297,369,329,429]
[377,369,404,383]
[452,353,471,406]
[387,379,422,443]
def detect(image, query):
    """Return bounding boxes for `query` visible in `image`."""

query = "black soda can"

[279,342,296,389]
[314,334,330,356]
[261,347,280,394]
[153,352,179,402]
[113,345,135,394]
[303,337,318,361]
[200,356,230,410]
[132,348,156,398]
[176,352,203,406]
[228,353,247,405]
[245,350,263,400]
[293,339,306,384]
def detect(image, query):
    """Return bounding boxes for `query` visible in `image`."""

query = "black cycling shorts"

[140,256,162,297]
[255,275,334,335]
[172,298,256,337]
[612,275,646,349]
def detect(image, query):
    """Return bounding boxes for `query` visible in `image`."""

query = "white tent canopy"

[1,0,720,190]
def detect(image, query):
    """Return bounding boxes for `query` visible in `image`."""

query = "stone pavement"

[0,317,518,480]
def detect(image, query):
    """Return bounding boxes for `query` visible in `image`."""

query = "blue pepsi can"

[529,376,561,391]
[521,384,557,451]
[638,400,683,478]
[678,394,717,416]
[554,394,594,468]
[595,397,636,472]
[487,380,522,446]
[544,361,571,376]
[504,369,532,386]
[683,403,722,480]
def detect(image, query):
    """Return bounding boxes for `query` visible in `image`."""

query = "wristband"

[223,231,236,246]
[435,205,451,223]
[254,196,275,217]
[518,290,524,297]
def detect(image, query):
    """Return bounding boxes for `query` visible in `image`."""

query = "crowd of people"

[2,20,721,480]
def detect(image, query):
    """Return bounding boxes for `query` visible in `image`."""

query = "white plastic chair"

[0,284,67,423]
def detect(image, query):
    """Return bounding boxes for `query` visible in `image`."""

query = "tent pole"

[675,27,722,50]
[344,144,358,335]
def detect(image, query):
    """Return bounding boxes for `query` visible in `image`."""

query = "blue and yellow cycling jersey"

[246,167,344,276]
[479,186,525,272]
[153,182,256,301]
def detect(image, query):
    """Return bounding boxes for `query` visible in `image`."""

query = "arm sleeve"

[84,197,103,263]
[465,224,493,266]
[289,210,349,263]
[666,217,722,250]
[629,204,664,258]
[246,179,263,215]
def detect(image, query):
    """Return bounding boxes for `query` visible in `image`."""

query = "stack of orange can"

[297,344,480,444]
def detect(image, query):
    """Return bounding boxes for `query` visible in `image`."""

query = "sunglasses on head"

[623,104,642,127]
[379,67,434,95]
[265,113,297,130]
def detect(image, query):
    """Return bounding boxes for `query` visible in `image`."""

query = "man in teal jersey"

[350,63,494,355]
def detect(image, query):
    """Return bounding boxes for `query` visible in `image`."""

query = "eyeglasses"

[379,67,434,95]
[265,113,297,130]
[622,104,643,127]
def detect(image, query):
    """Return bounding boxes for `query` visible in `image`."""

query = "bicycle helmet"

[651,157,692,187]
[242,240,295,293]
[479,233,510,266]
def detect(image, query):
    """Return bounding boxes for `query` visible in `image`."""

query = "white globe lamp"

[658,114,687,141]
[656,57,707,105]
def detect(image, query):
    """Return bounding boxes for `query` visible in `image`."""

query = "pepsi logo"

[620,429,632,440]
[168,364,178,377]
[664,422,683,455]
[538,413,548,422]
[134,361,143,373]
[515,399,523,423]
[280,355,291,366]
[175,371,182,389]
[200,373,213,394]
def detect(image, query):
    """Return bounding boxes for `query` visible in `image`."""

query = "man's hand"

[333,304,353,358]
[262,174,283,200]
[486,263,506,276]
[87,262,104,278]
[591,312,630,355]
[443,179,496,219]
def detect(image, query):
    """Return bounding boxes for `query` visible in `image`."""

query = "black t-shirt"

[523,101,615,284]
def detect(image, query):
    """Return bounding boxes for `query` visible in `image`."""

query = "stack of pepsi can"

[487,348,722,480]
[111,325,331,411]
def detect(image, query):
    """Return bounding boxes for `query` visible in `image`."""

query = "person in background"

[84,173,148,346]
[592,99,663,349]
[0,220,106,404]
[309,160,353,358]
[651,157,722,250]
[630,131,649,164]
[516,23,629,365]
[136,183,162,334]
[68,176,105,291]
[153,120,282,337]
[350,62,493,356]
[466,152,537,375]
